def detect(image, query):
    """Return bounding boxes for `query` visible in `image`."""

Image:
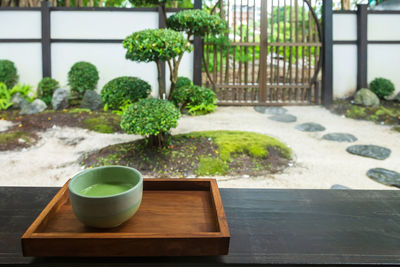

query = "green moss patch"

[82,115,120,134]
[0,130,37,151]
[332,99,400,127]
[81,130,292,178]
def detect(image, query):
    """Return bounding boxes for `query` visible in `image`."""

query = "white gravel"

[0,106,399,189]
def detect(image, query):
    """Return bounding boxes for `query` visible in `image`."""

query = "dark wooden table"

[1,187,400,266]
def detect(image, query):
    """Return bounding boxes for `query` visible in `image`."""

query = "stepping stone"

[367,168,400,188]
[322,133,357,143]
[295,122,326,132]
[254,106,288,115]
[268,114,297,123]
[346,145,391,160]
[330,184,351,190]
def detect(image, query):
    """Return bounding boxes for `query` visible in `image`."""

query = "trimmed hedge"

[68,61,99,98]
[37,77,60,105]
[0,60,18,88]
[101,76,151,110]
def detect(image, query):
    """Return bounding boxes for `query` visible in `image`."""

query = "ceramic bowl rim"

[68,165,143,199]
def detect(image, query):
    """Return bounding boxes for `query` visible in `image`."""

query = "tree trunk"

[148,133,167,148]
[65,0,70,6]
[160,2,168,27]
[341,0,351,10]
[156,59,166,99]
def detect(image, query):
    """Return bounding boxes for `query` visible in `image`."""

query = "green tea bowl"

[68,165,143,228]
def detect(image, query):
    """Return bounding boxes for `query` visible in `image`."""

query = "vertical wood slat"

[41,0,51,78]
[322,0,333,106]
[295,0,299,102]
[283,0,287,102]
[238,0,243,102]
[289,0,293,101]
[232,0,237,101]
[259,0,268,103]
[276,0,280,102]
[252,0,256,101]
[244,0,249,101]
[301,1,305,101]
[193,0,202,86]
[308,7,312,103]
[269,0,274,102]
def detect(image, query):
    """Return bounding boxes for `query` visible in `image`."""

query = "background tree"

[168,9,226,92]
[123,29,191,99]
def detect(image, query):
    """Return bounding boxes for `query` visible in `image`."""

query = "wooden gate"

[203,0,322,105]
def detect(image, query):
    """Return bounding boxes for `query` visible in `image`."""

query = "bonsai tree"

[123,29,191,99]
[120,98,180,147]
[167,9,226,91]
[128,0,184,25]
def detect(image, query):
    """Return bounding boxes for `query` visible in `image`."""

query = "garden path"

[0,106,399,189]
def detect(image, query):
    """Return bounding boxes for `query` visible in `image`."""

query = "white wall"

[332,13,357,98]
[333,45,357,98]
[368,14,400,41]
[0,43,42,88]
[367,14,400,95]
[0,11,41,38]
[0,11,41,88]
[0,10,194,96]
[51,11,158,39]
[52,43,158,96]
[333,14,357,41]
[368,44,400,96]
[333,12,400,98]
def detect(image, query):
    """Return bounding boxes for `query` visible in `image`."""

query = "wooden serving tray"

[22,179,230,257]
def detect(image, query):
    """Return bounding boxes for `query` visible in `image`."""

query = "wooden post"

[41,0,51,78]
[357,4,368,90]
[322,0,333,106]
[258,0,268,103]
[158,6,166,99]
[193,0,202,86]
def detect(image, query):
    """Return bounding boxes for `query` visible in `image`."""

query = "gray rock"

[330,184,350,190]
[322,133,357,143]
[10,93,28,109]
[367,168,400,188]
[52,88,69,110]
[20,99,47,115]
[268,114,297,123]
[295,122,326,132]
[81,90,103,110]
[354,88,380,107]
[254,106,287,115]
[346,145,391,160]
[395,92,400,102]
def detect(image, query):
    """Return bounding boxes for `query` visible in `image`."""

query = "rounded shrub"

[37,77,60,105]
[121,98,180,136]
[176,76,193,89]
[0,60,18,88]
[68,61,99,97]
[101,76,151,110]
[186,86,217,115]
[171,85,217,115]
[170,77,193,107]
[121,98,180,147]
[167,9,226,37]
[369,77,395,99]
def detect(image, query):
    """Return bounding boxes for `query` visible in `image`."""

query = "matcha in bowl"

[68,165,143,228]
